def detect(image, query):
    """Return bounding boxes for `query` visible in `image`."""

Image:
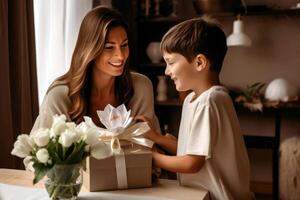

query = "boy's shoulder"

[194,85,229,103]
[206,85,229,100]
[183,86,232,111]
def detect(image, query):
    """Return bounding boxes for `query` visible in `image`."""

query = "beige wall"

[180,0,300,91]
[221,16,300,91]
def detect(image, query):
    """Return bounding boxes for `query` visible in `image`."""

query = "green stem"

[62,147,67,160]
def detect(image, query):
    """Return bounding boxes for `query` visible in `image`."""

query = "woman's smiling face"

[94,25,129,77]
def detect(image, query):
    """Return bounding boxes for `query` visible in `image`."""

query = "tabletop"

[0,168,209,200]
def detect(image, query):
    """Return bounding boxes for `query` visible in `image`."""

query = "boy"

[140,17,252,200]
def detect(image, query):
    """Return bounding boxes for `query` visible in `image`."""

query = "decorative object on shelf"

[192,0,240,14]
[227,15,252,47]
[234,82,266,111]
[11,114,108,200]
[157,75,168,101]
[265,78,298,102]
[146,42,163,63]
[291,2,300,9]
[45,164,82,200]
[154,0,160,16]
[159,0,174,17]
[145,0,150,16]
[170,0,178,17]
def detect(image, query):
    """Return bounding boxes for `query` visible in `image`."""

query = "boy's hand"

[165,133,177,141]
[135,115,161,143]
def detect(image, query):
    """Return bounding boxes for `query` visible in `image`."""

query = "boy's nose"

[165,66,170,76]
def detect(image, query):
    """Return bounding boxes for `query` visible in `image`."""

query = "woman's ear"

[195,54,208,72]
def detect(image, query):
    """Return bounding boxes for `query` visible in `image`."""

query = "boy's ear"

[195,54,208,72]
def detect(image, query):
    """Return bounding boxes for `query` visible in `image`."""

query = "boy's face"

[163,52,197,91]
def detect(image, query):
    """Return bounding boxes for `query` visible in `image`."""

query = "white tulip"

[77,122,99,145]
[23,156,35,172]
[33,128,50,147]
[50,114,67,137]
[78,122,99,145]
[59,129,81,147]
[84,145,90,152]
[11,134,34,158]
[66,122,76,129]
[85,128,99,145]
[36,148,49,164]
[90,142,112,159]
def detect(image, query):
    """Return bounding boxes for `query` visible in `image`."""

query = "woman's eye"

[104,46,113,50]
[121,43,128,48]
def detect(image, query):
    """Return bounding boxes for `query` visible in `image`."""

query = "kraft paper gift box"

[83,144,152,191]
[82,104,154,191]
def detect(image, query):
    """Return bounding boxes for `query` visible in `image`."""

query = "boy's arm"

[135,115,177,154]
[153,152,205,173]
[147,129,177,155]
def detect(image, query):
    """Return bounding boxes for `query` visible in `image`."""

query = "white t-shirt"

[177,86,252,200]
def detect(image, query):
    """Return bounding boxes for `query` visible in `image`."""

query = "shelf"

[243,135,278,149]
[234,101,300,113]
[155,99,182,107]
[139,63,166,68]
[137,16,187,23]
[138,8,300,23]
[155,99,300,110]
[212,8,300,17]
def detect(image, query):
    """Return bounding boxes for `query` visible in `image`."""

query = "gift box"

[83,144,152,191]
[82,104,154,191]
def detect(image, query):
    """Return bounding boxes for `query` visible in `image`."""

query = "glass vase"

[45,164,82,200]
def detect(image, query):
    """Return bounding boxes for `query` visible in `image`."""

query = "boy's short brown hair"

[161,16,227,74]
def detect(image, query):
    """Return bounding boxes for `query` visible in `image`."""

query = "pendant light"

[226,15,252,47]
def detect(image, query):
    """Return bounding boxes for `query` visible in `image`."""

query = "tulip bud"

[33,128,50,147]
[36,148,49,164]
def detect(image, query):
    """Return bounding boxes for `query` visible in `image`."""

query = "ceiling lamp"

[227,15,252,47]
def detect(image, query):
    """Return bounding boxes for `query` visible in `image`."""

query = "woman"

[31,6,160,133]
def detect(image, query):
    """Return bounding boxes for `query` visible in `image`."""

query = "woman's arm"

[129,73,161,133]
[153,152,205,173]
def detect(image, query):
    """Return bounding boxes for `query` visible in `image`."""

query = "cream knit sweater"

[31,72,161,134]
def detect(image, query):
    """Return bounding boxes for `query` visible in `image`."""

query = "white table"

[0,168,209,200]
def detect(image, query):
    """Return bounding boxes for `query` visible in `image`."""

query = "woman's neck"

[89,69,118,126]
[91,68,115,98]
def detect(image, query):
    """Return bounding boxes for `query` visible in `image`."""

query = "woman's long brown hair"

[50,6,133,123]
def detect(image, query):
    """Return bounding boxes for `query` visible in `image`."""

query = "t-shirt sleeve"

[186,104,217,159]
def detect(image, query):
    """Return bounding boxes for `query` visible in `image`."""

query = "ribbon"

[100,122,152,189]
[84,117,153,189]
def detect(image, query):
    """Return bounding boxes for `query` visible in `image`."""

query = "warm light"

[226,17,252,47]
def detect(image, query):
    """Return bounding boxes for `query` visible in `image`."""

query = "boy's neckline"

[189,85,223,103]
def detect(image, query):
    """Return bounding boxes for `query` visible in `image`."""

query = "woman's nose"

[114,47,125,59]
